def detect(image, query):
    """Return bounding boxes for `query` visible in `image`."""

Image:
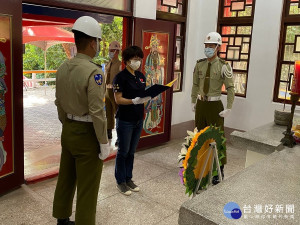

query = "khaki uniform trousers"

[53,119,103,225]
[105,88,117,130]
[195,99,227,165]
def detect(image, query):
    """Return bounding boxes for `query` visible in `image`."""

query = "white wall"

[171,0,219,125]
[133,0,287,131]
[171,0,287,131]
[225,0,284,131]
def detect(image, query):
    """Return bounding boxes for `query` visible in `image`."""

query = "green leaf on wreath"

[183,126,227,195]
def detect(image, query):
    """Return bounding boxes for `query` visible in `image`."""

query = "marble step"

[230,130,284,155]
[179,145,300,225]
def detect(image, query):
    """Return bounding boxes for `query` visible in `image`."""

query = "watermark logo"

[224,202,242,219]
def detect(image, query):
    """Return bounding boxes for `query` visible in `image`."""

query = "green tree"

[93,17,123,66]
[23,44,67,79]
[23,44,44,77]
[46,44,68,80]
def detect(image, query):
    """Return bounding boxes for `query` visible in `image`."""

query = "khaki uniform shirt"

[55,53,108,144]
[191,57,235,109]
[105,57,122,86]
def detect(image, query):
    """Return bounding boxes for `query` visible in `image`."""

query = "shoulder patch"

[94,74,103,86]
[197,58,206,63]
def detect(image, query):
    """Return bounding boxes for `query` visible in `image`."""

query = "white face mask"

[108,51,115,59]
[129,60,141,70]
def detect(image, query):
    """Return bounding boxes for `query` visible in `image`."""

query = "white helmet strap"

[207,45,218,55]
[213,45,218,53]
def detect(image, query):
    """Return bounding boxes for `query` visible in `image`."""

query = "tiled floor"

[24,87,120,181]
[24,87,61,180]
[0,139,247,225]
[24,87,61,152]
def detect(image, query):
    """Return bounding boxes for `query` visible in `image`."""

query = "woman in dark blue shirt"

[113,46,150,196]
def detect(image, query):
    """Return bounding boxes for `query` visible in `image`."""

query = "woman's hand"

[132,96,151,105]
[114,92,151,105]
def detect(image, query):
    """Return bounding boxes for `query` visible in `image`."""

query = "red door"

[0,0,24,195]
[134,18,176,149]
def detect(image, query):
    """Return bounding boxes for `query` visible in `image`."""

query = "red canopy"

[23,26,74,44]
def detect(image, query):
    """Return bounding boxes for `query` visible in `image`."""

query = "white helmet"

[72,16,102,39]
[204,32,222,45]
[109,41,121,50]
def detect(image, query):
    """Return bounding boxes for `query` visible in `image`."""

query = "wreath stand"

[192,142,223,198]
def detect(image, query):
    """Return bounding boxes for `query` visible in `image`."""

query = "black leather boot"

[57,218,75,225]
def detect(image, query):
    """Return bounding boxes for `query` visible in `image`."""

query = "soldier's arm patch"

[94,74,103,85]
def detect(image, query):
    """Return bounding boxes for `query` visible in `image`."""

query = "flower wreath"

[178,125,226,196]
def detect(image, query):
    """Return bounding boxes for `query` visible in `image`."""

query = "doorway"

[22,4,126,182]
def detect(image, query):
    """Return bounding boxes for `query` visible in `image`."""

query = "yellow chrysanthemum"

[182,126,209,170]
[193,138,215,179]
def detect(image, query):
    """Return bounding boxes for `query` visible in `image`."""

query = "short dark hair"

[122,46,144,64]
[72,30,96,51]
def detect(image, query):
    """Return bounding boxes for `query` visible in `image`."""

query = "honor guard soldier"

[53,16,112,225]
[191,31,235,185]
[105,41,122,142]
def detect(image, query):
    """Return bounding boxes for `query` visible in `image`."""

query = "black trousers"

[195,99,227,165]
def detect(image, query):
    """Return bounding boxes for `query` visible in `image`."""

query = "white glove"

[99,143,113,160]
[132,96,151,105]
[219,109,231,118]
[191,103,196,112]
